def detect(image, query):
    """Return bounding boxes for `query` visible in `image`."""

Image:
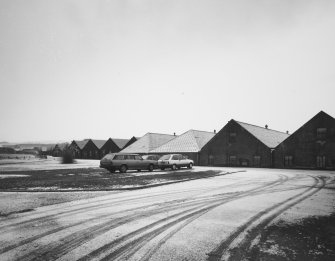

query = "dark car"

[100,153,157,173]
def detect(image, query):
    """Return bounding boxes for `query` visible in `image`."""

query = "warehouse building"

[274,111,335,169]
[199,120,289,167]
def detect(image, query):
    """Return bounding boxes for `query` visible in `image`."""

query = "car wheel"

[120,165,127,173]
[137,169,141,172]
[188,163,193,169]
[172,164,177,170]
[148,164,154,172]
[160,168,165,170]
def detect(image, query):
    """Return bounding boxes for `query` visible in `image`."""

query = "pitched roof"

[91,139,107,149]
[73,140,89,149]
[112,138,130,149]
[120,133,176,154]
[236,121,289,148]
[151,130,215,153]
[275,110,335,147]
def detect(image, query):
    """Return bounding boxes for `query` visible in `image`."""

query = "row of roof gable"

[120,111,334,154]
[59,110,333,155]
[120,130,216,154]
[120,124,286,154]
[70,137,137,152]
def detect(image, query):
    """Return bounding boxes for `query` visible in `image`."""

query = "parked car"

[100,153,157,173]
[158,154,194,170]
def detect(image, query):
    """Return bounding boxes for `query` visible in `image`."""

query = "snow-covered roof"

[112,138,130,150]
[73,140,89,149]
[120,133,176,154]
[236,121,289,148]
[91,139,107,149]
[151,130,215,153]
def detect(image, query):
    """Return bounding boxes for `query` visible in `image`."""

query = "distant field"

[0,154,36,159]
[0,154,36,164]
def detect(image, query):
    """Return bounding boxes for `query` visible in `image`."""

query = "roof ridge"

[145,132,176,136]
[189,129,215,134]
[190,130,201,151]
[235,120,288,135]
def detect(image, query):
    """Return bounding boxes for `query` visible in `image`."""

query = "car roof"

[107,153,140,156]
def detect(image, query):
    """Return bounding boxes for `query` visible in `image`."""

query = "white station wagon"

[158,154,194,170]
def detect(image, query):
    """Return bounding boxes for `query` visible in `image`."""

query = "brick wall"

[274,112,335,169]
[199,120,272,167]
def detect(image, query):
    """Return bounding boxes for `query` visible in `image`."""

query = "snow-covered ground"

[0,167,334,260]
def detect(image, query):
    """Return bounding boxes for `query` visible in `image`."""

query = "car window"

[172,155,179,160]
[114,155,124,160]
[182,155,188,159]
[125,155,135,160]
[160,155,171,160]
[134,155,142,160]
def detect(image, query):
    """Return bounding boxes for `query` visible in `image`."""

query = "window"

[316,156,326,168]
[172,155,180,160]
[208,155,214,166]
[241,159,249,166]
[134,155,142,160]
[317,128,327,139]
[229,155,237,166]
[229,132,237,143]
[125,155,135,160]
[284,156,293,167]
[160,155,171,160]
[114,155,125,160]
[253,156,261,167]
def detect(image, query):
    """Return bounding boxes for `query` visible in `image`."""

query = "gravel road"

[0,167,334,260]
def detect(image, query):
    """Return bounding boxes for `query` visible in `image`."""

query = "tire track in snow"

[72,175,289,261]
[1,174,288,261]
[0,181,243,231]
[206,175,327,261]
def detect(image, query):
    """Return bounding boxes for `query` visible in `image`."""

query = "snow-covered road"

[0,168,334,261]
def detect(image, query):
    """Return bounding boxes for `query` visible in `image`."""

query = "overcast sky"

[1,0,335,143]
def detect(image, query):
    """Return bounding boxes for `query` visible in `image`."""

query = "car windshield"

[160,155,171,160]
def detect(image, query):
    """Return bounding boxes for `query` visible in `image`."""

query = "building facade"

[199,120,289,167]
[81,140,100,159]
[274,111,335,169]
[68,140,88,159]
[95,138,123,158]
